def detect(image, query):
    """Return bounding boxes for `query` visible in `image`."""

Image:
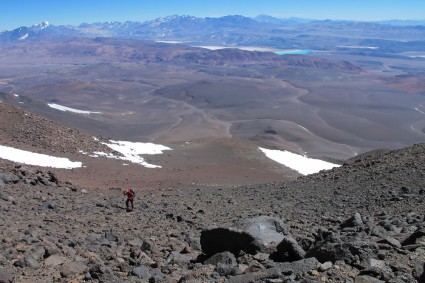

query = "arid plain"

[1,39,425,165]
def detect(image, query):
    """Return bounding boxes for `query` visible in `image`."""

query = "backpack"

[130,188,136,197]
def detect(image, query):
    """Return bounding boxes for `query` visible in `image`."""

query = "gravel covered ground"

[1,102,424,282]
[1,142,424,282]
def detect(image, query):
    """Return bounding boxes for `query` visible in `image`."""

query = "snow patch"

[414,107,425,115]
[99,140,172,168]
[19,33,29,40]
[0,145,83,169]
[259,147,340,175]
[48,103,102,114]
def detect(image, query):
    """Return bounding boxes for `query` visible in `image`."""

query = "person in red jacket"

[123,188,135,211]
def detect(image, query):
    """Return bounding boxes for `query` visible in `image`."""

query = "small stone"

[319,261,333,271]
[131,266,150,279]
[61,262,89,277]
[45,255,66,267]
[128,238,143,247]
[204,251,237,276]
[165,251,191,266]
[15,242,27,252]
[0,268,15,283]
[341,212,363,228]
[377,237,401,248]
[354,275,384,283]
[24,256,40,270]
[105,231,118,242]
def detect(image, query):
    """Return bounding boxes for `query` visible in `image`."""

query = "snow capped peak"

[34,21,50,29]
[149,15,200,26]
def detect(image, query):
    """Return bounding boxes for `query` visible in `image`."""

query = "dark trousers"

[126,198,134,209]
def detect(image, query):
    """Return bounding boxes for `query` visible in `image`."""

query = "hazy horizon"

[1,0,425,31]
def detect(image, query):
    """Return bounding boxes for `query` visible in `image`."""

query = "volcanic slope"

[0,101,300,189]
[0,102,424,282]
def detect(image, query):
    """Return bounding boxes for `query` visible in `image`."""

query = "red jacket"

[125,189,135,200]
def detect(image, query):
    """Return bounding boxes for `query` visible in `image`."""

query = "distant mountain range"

[1,15,425,54]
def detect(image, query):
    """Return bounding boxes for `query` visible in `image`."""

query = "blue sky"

[1,0,425,30]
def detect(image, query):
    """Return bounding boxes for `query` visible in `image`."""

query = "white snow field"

[0,145,83,169]
[47,103,102,114]
[259,147,340,175]
[99,140,172,168]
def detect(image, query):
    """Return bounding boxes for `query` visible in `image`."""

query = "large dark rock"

[402,227,425,246]
[201,227,261,256]
[306,230,378,269]
[201,216,291,256]
[274,236,306,262]
[341,212,364,228]
[204,251,237,276]
[235,216,290,252]
[308,241,379,269]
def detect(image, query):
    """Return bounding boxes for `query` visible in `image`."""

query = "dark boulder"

[201,216,291,256]
[402,227,425,246]
[341,212,364,229]
[235,216,291,252]
[204,251,237,276]
[306,230,379,269]
[274,236,306,262]
[201,227,261,256]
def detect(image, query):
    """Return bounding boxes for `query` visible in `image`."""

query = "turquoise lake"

[275,50,313,55]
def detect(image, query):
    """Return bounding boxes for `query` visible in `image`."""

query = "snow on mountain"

[33,21,50,30]
[18,33,29,40]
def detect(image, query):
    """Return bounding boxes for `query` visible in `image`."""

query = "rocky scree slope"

[0,101,114,158]
[0,143,424,282]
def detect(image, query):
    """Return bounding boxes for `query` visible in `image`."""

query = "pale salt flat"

[155,40,190,44]
[259,147,340,175]
[98,140,172,168]
[48,103,102,114]
[0,145,82,169]
[337,46,379,49]
[195,45,280,52]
